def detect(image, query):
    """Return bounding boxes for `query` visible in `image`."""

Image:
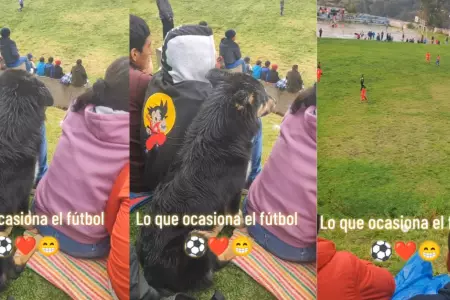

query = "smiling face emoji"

[38,236,59,256]
[232,237,252,256]
[419,241,440,262]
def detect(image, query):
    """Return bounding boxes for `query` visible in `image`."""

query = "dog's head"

[206,69,276,118]
[0,69,53,119]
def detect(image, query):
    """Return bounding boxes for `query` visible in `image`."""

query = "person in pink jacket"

[243,85,317,262]
[32,57,129,258]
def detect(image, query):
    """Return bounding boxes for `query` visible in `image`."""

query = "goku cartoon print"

[143,93,176,152]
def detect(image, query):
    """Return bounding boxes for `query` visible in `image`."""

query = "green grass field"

[131,0,317,85]
[130,0,315,298]
[1,0,127,79]
[318,38,450,275]
[1,0,126,298]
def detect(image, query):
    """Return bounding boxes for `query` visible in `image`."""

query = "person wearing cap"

[0,27,32,72]
[53,60,64,79]
[219,29,245,72]
[266,63,280,83]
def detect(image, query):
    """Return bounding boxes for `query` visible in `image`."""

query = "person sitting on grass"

[130,14,153,194]
[318,231,395,299]
[71,59,88,87]
[36,57,46,76]
[286,64,303,93]
[44,57,55,78]
[53,59,64,79]
[260,60,271,82]
[243,86,317,263]
[219,29,245,71]
[0,27,31,72]
[26,53,36,74]
[266,64,280,83]
[244,56,252,75]
[31,57,129,258]
[252,60,262,79]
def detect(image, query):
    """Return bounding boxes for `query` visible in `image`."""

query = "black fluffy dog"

[0,69,53,289]
[138,69,275,293]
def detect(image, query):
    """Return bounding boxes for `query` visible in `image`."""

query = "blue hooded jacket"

[252,65,262,79]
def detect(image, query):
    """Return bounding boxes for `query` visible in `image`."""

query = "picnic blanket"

[231,229,316,299]
[24,232,113,300]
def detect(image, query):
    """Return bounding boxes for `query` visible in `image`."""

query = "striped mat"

[24,234,113,299]
[231,229,316,300]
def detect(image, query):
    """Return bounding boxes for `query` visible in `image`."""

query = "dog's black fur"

[137,70,274,293]
[0,69,53,290]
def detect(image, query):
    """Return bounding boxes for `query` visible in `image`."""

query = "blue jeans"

[225,58,245,72]
[7,56,31,72]
[31,199,110,258]
[36,123,48,183]
[247,118,262,185]
[242,196,316,262]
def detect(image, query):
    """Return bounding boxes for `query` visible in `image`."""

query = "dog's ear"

[231,90,252,111]
[206,68,231,87]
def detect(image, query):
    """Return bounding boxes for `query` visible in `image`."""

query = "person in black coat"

[219,29,245,71]
[156,0,174,40]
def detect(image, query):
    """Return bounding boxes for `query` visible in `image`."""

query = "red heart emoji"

[15,236,36,255]
[395,241,416,260]
[208,237,228,256]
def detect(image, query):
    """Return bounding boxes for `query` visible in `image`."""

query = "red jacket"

[106,164,130,300]
[318,238,395,300]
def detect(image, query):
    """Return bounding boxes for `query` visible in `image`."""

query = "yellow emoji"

[419,240,440,262]
[232,237,253,256]
[38,236,59,256]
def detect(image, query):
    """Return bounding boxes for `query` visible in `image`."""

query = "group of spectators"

[0,27,88,87]
[218,29,303,93]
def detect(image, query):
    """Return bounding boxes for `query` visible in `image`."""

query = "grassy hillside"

[1,0,127,80]
[318,38,450,275]
[131,0,317,85]
[1,0,126,298]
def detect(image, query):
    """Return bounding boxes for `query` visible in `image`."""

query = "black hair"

[256,60,262,66]
[199,21,208,26]
[148,100,168,120]
[130,14,151,52]
[48,57,54,63]
[39,57,45,63]
[76,59,82,65]
[293,64,298,70]
[264,61,270,67]
[0,28,10,38]
[244,57,250,63]
[72,57,129,112]
[291,84,316,113]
